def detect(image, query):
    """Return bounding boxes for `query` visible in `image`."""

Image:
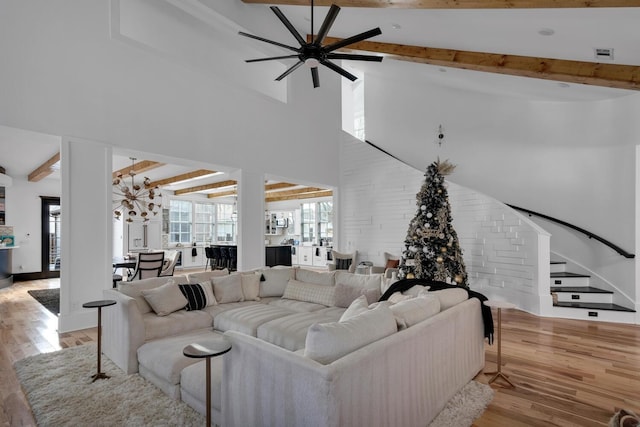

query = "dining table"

[112,256,137,278]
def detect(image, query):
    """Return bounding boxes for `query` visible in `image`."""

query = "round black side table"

[183,338,232,426]
[82,299,116,382]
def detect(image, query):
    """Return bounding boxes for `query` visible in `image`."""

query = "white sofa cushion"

[390,294,441,330]
[185,269,229,284]
[141,281,188,316]
[334,272,382,307]
[294,268,336,286]
[257,311,342,351]
[214,304,294,336]
[118,276,186,314]
[268,298,328,312]
[304,303,397,364]
[282,279,336,307]
[241,273,261,301]
[430,288,468,310]
[258,267,295,297]
[339,295,370,321]
[212,274,244,303]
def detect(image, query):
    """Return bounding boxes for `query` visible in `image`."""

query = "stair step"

[550,286,612,294]
[553,302,636,312]
[550,272,590,287]
[551,286,613,303]
[550,261,567,273]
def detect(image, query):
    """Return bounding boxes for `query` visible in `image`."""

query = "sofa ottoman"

[137,329,222,399]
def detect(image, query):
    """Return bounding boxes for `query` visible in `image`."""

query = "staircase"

[550,261,636,323]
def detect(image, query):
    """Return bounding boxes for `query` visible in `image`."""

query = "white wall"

[5,178,61,274]
[0,0,342,331]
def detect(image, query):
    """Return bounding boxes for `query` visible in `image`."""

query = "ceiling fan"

[239,1,383,88]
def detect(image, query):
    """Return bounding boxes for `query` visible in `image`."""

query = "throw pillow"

[241,273,261,301]
[282,279,336,307]
[385,259,400,269]
[429,288,468,310]
[140,281,188,316]
[178,283,210,311]
[186,269,229,284]
[258,267,295,297]
[404,284,428,297]
[390,293,441,330]
[335,258,352,270]
[212,274,244,304]
[118,277,171,314]
[339,295,370,321]
[295,268,336,286]
[334,283,381,308]
[304,303,397,364]
[388,292,413,304]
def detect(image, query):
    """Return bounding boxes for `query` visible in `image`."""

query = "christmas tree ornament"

[454,275,463,284]
[420,205,427,211]
[440,247,447,253]
[426,212,433,218]
[423,246,429,253]
[436,256,444,263]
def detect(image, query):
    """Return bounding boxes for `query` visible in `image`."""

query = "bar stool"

[219,247,230,270]
[228,246,237,271]
[211,246,222,270]
[204,247,215,271]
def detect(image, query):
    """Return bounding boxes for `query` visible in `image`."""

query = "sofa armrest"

[102,289,146,374]
[222,331,332,427]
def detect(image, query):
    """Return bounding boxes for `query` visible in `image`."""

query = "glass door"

[41,196,61,277]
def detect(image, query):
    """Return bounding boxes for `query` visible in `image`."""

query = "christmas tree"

[398,159,468,287]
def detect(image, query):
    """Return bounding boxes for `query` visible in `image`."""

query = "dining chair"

[130,251,165,280]
[159,250,180,277]
[210,246,222,270]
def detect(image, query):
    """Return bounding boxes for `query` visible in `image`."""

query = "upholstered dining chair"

[326,250,357,273]
[130,251,165,280]
[159,250,180,277]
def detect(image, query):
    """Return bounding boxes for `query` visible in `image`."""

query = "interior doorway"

[41,196,61,278]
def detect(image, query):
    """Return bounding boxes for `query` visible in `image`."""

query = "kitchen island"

[0,246,18,288]
[265,245,292,267]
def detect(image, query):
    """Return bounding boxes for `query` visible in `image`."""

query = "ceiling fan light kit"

[239,1,383,88]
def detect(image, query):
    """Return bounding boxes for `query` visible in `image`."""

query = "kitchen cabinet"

[297,246,313,266]
[127,221,161,252]
[312,246,329,267]
[265,246,292,267]
[176,246,205,269]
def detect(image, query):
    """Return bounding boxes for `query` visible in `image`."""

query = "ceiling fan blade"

[246,55,300,63]
[320,59,357,81]
[270,6,306,47]
[275,60,304,81]
[327,53,383,62]
[238,31,299,53]
[314,4,340,46]
[311,67,320,88]
[324,27,382,53]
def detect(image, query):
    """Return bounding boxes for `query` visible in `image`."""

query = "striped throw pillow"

[178,283,209,311]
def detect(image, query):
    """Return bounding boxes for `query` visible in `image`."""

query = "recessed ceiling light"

[538,28,555,36]
[391,23,401,30]
[438,68,447,73]
[558,82,570,88]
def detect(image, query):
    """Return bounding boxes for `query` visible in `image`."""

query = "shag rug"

[27,288,60,316]
[15,344,493,427]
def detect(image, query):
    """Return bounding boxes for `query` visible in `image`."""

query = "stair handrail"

[507,204,635,259]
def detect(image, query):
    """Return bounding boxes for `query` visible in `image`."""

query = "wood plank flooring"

[1,278,639,426]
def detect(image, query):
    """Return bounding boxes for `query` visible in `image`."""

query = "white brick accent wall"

[339,136,552,315]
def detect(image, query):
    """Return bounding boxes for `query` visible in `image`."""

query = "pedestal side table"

[183,338,232,426]
[484,300,516,387]
[82,299,117,382]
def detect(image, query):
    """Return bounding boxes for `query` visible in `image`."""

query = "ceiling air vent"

[594,48,614,60]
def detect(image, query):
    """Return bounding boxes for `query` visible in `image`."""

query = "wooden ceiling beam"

[207,189,238,198]
[266,190,333,202]
[242,0,640,8]
[112,160,164,180]
[148,169,217,187]
[265,182,298,191]
[266,186,326,197]
[320,36,640,91]
[28,152,60,182]
[174,179,237,195]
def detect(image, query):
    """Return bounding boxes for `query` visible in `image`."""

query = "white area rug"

[428,380,495,427]
[15,344,493,426]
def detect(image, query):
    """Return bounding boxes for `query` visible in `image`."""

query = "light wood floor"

[1,279,639,426]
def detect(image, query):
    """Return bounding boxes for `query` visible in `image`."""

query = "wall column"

[235,170,264,271]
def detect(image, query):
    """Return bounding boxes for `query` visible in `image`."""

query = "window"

[216,203,236,243]
[169,200,192,244]
[169,199,236,245]
[317,201,333,243]
[194,202,216,244]
[301,203,316,243]
[301,201,333,244]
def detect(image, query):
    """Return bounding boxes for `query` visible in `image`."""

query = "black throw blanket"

[380,279,494,344]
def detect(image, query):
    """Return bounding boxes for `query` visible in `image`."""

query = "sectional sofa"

[102,266,486,427]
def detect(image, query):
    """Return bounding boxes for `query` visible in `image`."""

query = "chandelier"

[112,157,162,222]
